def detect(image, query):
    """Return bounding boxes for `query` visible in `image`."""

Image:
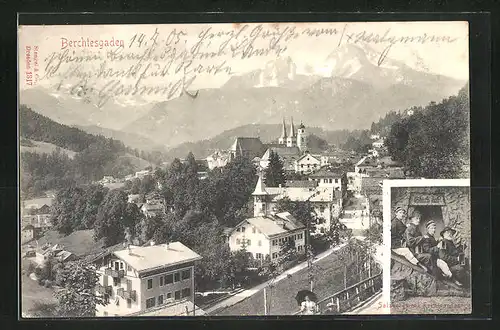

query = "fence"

[294,272,382,315]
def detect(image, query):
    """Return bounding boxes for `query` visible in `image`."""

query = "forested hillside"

[386,84,469,179]
[20,106,155,198]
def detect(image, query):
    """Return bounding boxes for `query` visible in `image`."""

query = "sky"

[18,22,469,98]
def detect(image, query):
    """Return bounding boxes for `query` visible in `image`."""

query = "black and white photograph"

[384,180,471,314]
[18,21,469,317]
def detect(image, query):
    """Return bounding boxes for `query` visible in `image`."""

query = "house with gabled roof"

[251,172,342,236]
[259,146,301,172]
[294,152,321,174]
[229,137,266,161]
[92,241,203,317]
[226,211,306,261]
[308,166,348,197]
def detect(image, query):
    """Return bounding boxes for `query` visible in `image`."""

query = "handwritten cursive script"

[39,23,461,107]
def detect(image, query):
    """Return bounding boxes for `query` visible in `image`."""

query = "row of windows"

[255,253,266,259]
[300,163,320,169]
[235,238,262,246]
[271,233,303,246]
[236,226,261,234]
[271,245,304,259]
[103,294,133,308]
[147,269,191,289]
[312,178,340,184]
[145,288,191,308]
[110,261,133,272]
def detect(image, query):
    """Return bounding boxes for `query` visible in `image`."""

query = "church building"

[260,118,308,172]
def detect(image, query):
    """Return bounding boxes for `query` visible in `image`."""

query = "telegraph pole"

[263,287,267,315]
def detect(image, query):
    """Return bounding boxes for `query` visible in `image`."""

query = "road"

[205,243,348,314]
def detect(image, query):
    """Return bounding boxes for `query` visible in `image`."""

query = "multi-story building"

[93,242,203,317]
[308,166,348,198]
[252,173,342,234]
[226,212,306,261]
[294,153,322,174]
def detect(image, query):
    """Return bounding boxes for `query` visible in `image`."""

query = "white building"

[140,203,165,218]
[135,170,151,179]
[93,242,203,317]
[294,153,321,174]
[252,174,342,234]
[307,166,347,196]
[206,150,231,170]
[372,139,385,149]
[227,212,306,261]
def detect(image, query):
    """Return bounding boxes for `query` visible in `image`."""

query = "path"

[205,243,347,314]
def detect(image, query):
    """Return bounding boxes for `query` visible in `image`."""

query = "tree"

[53,261,106,317]
[81,184,109,229]
[94,190,140,247]
[139,175,156,195]
[230,250,252,287]
[325,219,352,247]
[195,243,234,291]
[264,151,286,187]
[277,238,299,267]
[275,197,318,237]
[196,156,257,227]
[364,220,383,245]
[135,213,165,245]
[183,152,201,211]
[50,185,86,234]
[130,178,141,194]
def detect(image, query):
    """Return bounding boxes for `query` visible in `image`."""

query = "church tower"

[286,117,297,147]
[297,121,307,151]
[252,171,269,217]
[278,118,287,145]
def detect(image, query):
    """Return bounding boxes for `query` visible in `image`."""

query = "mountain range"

[20,43,467,151]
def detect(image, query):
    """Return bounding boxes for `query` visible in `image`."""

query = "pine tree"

[264,151,286,187]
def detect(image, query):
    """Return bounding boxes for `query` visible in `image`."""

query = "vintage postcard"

[383,179,471,314]
[18,21,469,317]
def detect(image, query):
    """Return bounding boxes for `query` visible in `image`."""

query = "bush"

[34,266,43,277]
[27,262,36,275]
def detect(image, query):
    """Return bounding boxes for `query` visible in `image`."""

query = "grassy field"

[216,250,371,316]
[21,139,77,159]
[20,259,57,317]
[34,229,106,257]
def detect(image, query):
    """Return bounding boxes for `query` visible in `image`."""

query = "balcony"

[117,287,137,301]
[105,268,125,278]
[95,284,112,295]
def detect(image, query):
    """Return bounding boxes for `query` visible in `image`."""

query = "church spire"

[280,118,287,139]
[289,117,296,138]
[252,170,268,196]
